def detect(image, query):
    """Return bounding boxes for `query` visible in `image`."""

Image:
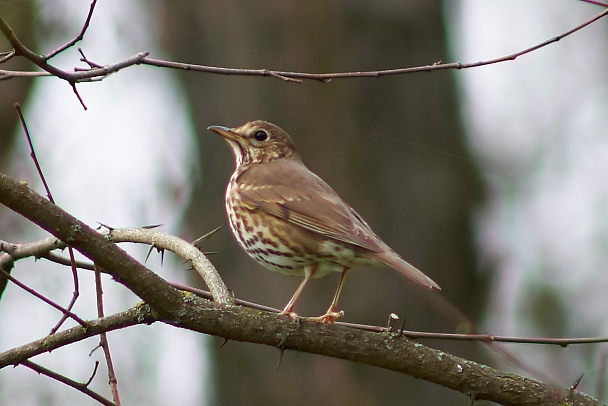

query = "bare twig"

[44,0,98,60]
[16,104,53,202]
[0,69,48,79]
[85,361,100,386]
[94,264,121,405]
[105,227,233,305]
[1,7,607,88]
[0,305,154,369]
[580,0,608,6]
[0,267,87,327]
[140,7,608,80]
[0,15,87,109]
[78,48,103,68]
[16,104,82,334]
[0,50,15,64]
[20,360,116,406]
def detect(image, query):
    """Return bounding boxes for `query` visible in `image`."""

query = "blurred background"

[0,0,606,405]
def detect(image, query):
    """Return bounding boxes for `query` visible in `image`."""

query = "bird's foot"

[306,308,344,324]
[279,308,301,321]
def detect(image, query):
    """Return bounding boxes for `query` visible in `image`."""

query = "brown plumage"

[209,120,439,323]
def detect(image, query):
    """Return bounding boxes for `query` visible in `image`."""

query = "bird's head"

[208,120,298,167]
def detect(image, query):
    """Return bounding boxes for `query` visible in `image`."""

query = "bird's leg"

[309,267,350,324]
[281,265,316,319]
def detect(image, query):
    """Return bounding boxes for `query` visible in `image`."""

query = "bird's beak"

[207,125,240,142]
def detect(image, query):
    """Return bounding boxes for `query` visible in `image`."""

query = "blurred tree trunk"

[161,1,484,404]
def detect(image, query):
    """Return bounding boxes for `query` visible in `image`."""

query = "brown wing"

[236,158,385,253]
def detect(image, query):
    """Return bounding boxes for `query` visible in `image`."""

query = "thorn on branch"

[218,338,230,350]
[387,312,400,335]
[192,225,223,248]
[568,373,585,403]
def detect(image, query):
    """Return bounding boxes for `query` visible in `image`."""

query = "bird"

[208,120,440,323]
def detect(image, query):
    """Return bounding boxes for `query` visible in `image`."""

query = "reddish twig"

[0,15,87,109]
[1,6,607,90]
[85,361,100,386]
[15,104,82,334]
[94,264,121,405]
[141,6,608,81]
[0,267,87,327]
[580,0,608,6]
[20,359,117,406]
[16,104,53,202]
[0,305,154,369]
[44,0,98,60]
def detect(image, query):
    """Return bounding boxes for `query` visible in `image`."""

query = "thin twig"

[1,7,607,88]
[16,104,82,334]
[44,0,98,60]
[85,361,100,386]
[580,0,608,6]
[20,359,117,406]
[16,104,53,202]
[0,50,15,64]
[140,7,608,81]
[94,264,121,405]
[48,245,82,335]
[0,267,87,327]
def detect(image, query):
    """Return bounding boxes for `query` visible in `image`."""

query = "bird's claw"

[306,309,344,324]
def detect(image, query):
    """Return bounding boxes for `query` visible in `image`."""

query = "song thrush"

[209,120,440,323]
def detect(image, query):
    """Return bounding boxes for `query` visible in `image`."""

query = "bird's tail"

[377,252,440,290]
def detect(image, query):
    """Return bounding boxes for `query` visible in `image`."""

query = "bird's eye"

[254,130,269,142]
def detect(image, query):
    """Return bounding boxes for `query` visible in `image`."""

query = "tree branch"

[5,234,608,348]
[0,298,600,406]
[20,359,116,406]
[1,6,607,86]
[0,172,201,317]
[104,227,233,304]
[0,172,602,404]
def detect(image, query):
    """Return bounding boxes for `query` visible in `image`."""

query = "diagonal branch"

[20,359,116,406]
[0,172,190,317]
[44,0,98,60]
[0,267,87,326]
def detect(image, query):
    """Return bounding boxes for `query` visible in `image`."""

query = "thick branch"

[0,172,601,404]
[0,299,600,406]
[0,172,206,318]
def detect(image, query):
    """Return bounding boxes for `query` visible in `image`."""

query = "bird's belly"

[226,201,353,278]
